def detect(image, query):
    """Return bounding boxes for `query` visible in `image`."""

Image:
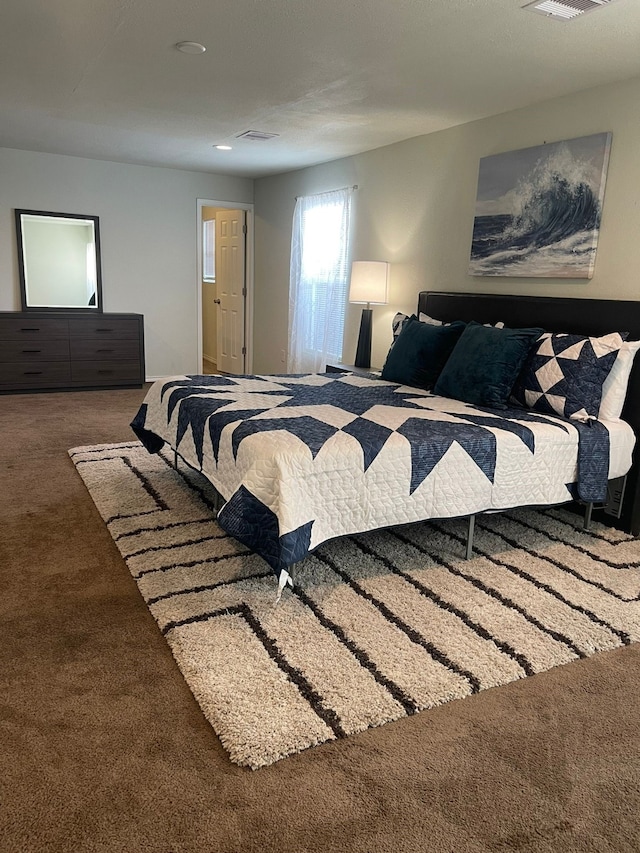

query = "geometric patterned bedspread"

[131,372,614,576]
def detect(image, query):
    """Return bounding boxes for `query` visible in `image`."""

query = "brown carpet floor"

[2,386,640,853]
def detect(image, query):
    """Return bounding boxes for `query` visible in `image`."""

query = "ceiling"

[1,0,639,179]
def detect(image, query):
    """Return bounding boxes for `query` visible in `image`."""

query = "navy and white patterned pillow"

[512,331,626,422]
[393,312,503,339]
[392,312,412,340]
[392,312,449,340]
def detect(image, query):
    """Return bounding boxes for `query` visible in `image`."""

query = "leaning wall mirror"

[15,209,103,312]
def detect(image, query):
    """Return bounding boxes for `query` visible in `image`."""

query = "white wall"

[0,148,253,378]
[253,75,640,374]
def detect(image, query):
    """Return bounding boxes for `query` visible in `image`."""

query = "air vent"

[522,0,618,19]
[235,130,280,141]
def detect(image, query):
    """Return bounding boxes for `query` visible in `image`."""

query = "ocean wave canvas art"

[469,133,612,279]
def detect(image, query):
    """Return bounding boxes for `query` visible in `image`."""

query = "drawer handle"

[97,369,114,375]
[20,327,40,332]
[96,348,115,353]
[95,328,114,333]
[24,370,43,375]
[22,349,42,353]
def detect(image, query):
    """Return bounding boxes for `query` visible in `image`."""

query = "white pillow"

[598,339,640,420]
[418,312,504,329]
[418,312,443,326]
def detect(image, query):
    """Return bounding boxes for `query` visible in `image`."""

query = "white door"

[215,209,246,374]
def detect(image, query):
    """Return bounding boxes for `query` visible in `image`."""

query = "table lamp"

[348,261,390,368]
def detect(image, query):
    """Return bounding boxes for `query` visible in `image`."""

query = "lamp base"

[354,307,373,369]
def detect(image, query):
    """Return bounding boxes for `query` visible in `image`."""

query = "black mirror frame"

[15,208,104,313]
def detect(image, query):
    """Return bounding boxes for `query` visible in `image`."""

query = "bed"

[131,292,640,596]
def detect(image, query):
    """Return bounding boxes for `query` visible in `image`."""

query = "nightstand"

[325,363,382,376]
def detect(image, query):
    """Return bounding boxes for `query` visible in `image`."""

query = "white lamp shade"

[348,261,390,304]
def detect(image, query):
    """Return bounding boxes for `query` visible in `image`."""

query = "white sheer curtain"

[288,187,353,373]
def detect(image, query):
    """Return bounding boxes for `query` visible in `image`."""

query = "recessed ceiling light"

[175,41,206,54]
[215,145,232,151]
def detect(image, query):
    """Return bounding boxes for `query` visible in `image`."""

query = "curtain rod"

[295,184,358,200]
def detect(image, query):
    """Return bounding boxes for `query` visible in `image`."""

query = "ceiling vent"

[235,130,280,141]
[522,0,618,19]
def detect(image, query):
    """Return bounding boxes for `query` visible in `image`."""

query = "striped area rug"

[69,441,640,769]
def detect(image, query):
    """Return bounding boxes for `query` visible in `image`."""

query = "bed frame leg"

[583,502,594,531]
[465,515,475,560]
[174,449,178,469]
[275,569,294,604]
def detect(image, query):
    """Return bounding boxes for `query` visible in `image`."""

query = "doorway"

[197,199,254,375]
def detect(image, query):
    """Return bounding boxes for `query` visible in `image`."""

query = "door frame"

[196,198,255,373]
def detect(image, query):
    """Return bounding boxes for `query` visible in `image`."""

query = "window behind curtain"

[203,218,215,282]
[288,187,353,373]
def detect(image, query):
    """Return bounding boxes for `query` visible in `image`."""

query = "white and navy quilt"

[131,372,611,574]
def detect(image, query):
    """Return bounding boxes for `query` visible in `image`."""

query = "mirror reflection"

[15,209,103,311]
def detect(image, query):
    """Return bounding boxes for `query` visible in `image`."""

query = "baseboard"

[203,354,217,367]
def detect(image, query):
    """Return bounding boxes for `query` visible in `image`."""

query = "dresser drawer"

[69,338,140,360]
[0,317,69,340]
[68,317,141,339]
[0,339,70,362]
[71,359,142,385]
[0,361,72,387]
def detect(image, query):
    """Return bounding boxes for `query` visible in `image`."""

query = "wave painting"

[469,133,612,278]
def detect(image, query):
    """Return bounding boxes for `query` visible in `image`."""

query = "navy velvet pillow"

[433,322,544,409]
[381,317,466,389]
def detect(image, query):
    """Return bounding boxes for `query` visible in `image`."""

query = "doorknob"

[213,298,221,304]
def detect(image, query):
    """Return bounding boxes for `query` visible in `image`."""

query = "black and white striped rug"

[69,442,640,769]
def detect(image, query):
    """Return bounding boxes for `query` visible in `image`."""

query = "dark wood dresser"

[0,311,145,393]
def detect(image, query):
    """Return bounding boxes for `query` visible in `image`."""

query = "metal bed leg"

[583,502,594,531]
[465,515,475,560]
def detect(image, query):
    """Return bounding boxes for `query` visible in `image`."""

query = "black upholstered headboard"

[418,291,640,535]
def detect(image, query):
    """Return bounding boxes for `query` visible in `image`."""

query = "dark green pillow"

[433,322,544,408]
[381,317,466,389]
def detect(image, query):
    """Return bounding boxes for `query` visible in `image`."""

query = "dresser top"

[0,310,143,320]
